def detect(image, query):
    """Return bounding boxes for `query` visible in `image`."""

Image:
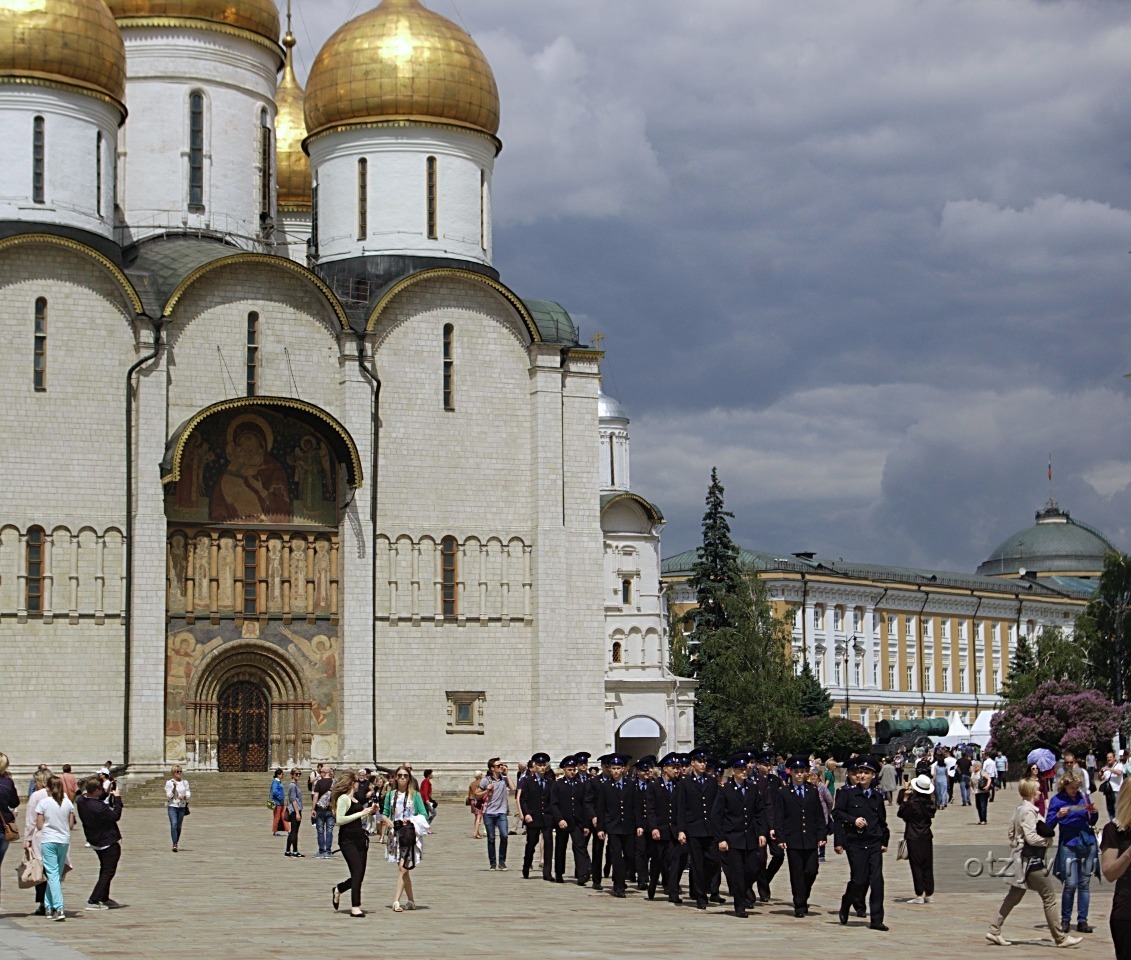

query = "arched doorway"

[615,715,665,763]
[217,681,269,772]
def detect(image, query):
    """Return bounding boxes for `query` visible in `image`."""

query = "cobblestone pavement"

[0,791,1118,960]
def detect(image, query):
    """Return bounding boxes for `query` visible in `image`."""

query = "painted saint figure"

[210,418,292,523]
[290,435,332,518]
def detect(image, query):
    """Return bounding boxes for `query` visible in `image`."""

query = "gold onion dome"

[0,0,127,113]
[304,0,500,144]
[104,0,281,49]
[275,29,310,211]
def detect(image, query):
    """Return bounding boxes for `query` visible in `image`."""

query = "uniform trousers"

[905,834,934,897]
[636,835,655,888]
[786,846,820,910]
[684,835,717,904]
[721,845,757,911]
[591,831,605,885]
[523,823,553,879]
[606,832,632,893]
[842,842,884,924]
[758,841,784,897]
[649,837,675,895]
[554,824,591,881]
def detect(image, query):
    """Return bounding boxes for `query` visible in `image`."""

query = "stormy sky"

[287,0,1131,572]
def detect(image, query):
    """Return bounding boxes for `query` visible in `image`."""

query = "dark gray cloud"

[289,0,1131,571]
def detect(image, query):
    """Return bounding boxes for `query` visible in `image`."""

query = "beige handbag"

[16,850,45,889]
[896,838,909,860]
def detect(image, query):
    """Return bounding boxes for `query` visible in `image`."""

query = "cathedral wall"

[164,265,342,429]
[0,248,136,528]
[372,281,533,535]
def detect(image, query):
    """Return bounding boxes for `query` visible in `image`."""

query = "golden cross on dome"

[592,332,605,350]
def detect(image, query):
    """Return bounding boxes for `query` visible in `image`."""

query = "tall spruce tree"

[1000,633,1037,702]
[796,661,834,717]
[694,569,800,753]
[689,467,742,634]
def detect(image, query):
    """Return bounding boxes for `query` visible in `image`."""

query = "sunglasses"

[396,773,410,779]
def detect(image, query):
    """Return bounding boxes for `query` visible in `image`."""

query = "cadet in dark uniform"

[713,755,767,917]
[630,757,654,888]
[755,752,786,901]
[675,747,720,910]
[780,754,824,917]
[518,751,554,880]
[549,756,591,884]
[595,753,639,897]
[645,753,681,901]
[583,753,607,889]
[833,754,889,931]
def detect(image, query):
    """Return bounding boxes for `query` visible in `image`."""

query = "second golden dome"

[275,30,310,211]
[305,0,500,143]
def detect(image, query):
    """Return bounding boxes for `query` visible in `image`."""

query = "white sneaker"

[85,902,107,911]
[924,896,934,903]
[1057,936,1083,949]
[985,933,1011,946]
[908,897,926,904]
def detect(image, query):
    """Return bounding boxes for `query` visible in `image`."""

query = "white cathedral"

[0,0,695,777]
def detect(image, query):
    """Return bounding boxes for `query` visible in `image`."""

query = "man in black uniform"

[518,751,554,880]
[754,752,786,902]
[713,755,767,917]
[779,754,824,917]
[581,752,606,889]
[630,757,654,888]
[595,753,638,898]
[833,754,889,931]
[675,747,720,910]
[645,753,681,902]
[549,756,591,884]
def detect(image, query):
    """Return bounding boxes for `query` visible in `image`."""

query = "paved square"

[0,790,1119,960]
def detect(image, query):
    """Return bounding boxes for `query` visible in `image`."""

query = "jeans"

[41,841,68,913]
[483,812,509,866]
[959,775,971,805]
[167,805,186,845]
[315,809,336,855]
[1059,841,1096,924]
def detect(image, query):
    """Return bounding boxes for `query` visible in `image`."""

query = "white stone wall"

[164,264,344,429]
[0,87,120,240]
[599,424,630,492]
[277,210,311,264]
[116,27,280,248]
[309,126,495,266]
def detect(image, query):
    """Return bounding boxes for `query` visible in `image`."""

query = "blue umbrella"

[1027,748,1056,772]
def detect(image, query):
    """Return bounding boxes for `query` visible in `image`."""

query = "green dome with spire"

[976,498,1115,579]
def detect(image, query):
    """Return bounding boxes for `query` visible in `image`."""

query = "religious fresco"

[164,619,340,764]
[166,409,338,526]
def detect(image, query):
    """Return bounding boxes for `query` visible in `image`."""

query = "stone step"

[122,773,280,808]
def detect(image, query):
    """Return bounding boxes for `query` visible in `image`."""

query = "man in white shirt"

[1101,752,1124,819]
[995,753,1007,789]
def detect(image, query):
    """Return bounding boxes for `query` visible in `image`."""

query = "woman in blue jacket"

[1047,773,1100,934]
[270,769,286,836]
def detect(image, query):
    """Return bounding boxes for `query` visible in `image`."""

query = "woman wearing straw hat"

[898,774,937,904]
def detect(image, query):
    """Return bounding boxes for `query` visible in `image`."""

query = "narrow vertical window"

[621,579,632,605]
[441,536,457,617]
[33,297,47,391]
[246,311,259,396]
[242,533,258,616]
[480,169,486,249]
[608,436,615,485]
[442,323,454,410]
[259,108,272,220]
[357,158,368,240]
[612,641,623,664]
[310,182,319,251]
[32,116,45,204]
[426,156,437,239]
[26,527,45,613]
[96,131,103,217]
[189,92,205,210]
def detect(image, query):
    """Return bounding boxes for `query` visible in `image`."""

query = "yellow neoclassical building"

[662,498,1112,734]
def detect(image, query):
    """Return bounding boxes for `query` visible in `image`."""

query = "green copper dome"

[976,499,1114,578]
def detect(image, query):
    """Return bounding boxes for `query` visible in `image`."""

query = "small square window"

[446,690,485,735]
[456,702,472,724]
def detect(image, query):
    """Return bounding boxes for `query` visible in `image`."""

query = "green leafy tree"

[694,569,800,754]
[688,467,742,636]
[1080,552,1131,708]
[796,661,834,717]
[1001,626,1087,703]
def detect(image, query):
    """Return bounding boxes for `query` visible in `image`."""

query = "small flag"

[1048,455,1052,483]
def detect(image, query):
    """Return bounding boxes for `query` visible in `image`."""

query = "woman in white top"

[22,767,62,916]
[30,775,75,921]
[164,765,191,852]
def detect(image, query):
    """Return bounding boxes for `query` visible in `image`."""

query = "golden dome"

[305,0,500,144]
[275,29,310,211]
[105,0,281,50]
[0,0,126,113]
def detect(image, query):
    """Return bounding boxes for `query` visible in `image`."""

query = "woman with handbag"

[330,770,381,918]
[383,766,430,913]
[898,774,937,904]
[0,752,20,906]
[972,760,994,825]
[164,766,190,852]
[985,778,1081,947]
[22,767,53,915]
[1047,773,1100,934]
[270,768,287,836]
[1100,781,1131,958]
[30,775,75,921]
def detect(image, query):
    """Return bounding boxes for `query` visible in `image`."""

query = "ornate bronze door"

[217,681,268,772]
